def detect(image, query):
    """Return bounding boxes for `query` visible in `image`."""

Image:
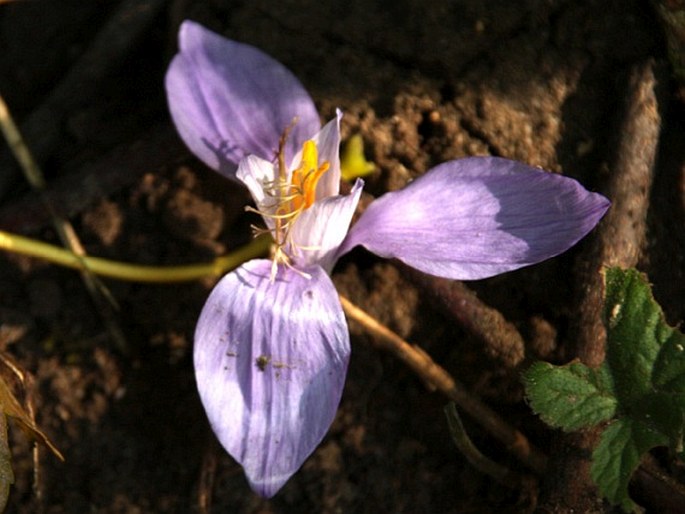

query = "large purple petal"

[194,260,349,497]
[165,20,320,177]
[337,157,610,280]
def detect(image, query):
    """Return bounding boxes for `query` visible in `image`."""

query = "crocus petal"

[194,260,350,497]
[237,114,350,252]
[236,113,342,204]
[278,112,342,198]
[312,110,342,197]
[165,20,320,177]
[289,179,364,271]
[337,157,610,280]
[236,154,278,232]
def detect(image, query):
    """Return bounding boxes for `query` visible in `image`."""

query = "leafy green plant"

[524,267,685,512]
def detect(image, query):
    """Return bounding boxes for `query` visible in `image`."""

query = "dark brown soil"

[0,1,683,512]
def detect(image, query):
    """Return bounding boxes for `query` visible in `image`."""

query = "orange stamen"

[248,132,331,278]
[289,140,330,211]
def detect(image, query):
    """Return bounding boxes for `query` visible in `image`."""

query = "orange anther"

[290,140,330,211]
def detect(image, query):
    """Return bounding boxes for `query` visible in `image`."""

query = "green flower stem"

[0,230,271,283]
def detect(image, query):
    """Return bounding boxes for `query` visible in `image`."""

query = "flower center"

[288,140,330,211]
[248,130,330,277]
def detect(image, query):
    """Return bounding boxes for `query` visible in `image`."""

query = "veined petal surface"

[235,114,345,230]
[289,179,364,271]
[194,260,349,497]
[338,157,610,280]
[236,154,278,232]
[311,110,342,197]
[165,20,320,177]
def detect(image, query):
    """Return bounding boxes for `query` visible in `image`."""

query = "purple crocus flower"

[166,21,610,498]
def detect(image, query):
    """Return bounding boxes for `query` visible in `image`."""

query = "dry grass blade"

[0,92,128,352]
[0,353,62,512]
[0,376,62,461]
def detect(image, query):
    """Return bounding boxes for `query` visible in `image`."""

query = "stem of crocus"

[338,294,547,475]
[0,225,547,475]
[0,230,271,282]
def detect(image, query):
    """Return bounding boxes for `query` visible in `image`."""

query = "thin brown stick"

[573,61,660,367]
[197,439,219,514]
[631,454,685,513]
[539,60,661,513]
[401,265,526,368]
[651,0,685,97]
[339,294,547,474]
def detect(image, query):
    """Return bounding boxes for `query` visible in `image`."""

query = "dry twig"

[402,265,526,368]
[339,294,547,474]
[538,60,662,513]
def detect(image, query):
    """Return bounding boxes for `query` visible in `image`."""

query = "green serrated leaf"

[629,391,685,450]
[591,418,668,512]
[603,267,685,447]
[523,361,617,431]
[652,330,685,393]
[524,268,685,510]
[603,268,662,405]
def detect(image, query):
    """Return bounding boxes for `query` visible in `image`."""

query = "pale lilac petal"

[312,110,342,197]
[236,154,277,232]
[194,260,349,497]
[289,179,364,271]
[238,114,342,202]
[236,154,274,204]
[337,157,610,280]
[286,111,342,198]
[165,20,320,177]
